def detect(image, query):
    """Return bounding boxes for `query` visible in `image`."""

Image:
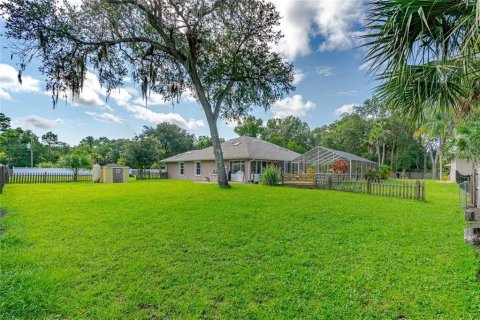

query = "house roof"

[161,136,300,162]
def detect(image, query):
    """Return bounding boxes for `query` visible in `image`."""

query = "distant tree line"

[1,94,475,177]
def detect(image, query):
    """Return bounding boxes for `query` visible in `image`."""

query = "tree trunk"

[381,143,386,165]
[202,108,229,188]
[189,67,230,189]
[423,148,427,178]
[210,120,229,188]
[430,149,438,180]
[376,144,381,165]
[438,139,444,181]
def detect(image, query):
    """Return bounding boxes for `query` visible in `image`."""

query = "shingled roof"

[161,136,300,162]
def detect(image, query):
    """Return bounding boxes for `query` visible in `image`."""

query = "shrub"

[332,160,348,174]
[261,167,281,186]
[306,167,315,177]
[378,165,392,180]
[37,161,57,168]
[364,168,380,181]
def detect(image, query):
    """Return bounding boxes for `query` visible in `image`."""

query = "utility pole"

[27,136,33,167]
[30,135,33,167]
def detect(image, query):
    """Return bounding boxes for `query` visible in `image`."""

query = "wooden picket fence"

[8,172,91,184]
[317,178,426,200]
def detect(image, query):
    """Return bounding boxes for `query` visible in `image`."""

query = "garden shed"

[285,146,377,179]
[100,164,129,183]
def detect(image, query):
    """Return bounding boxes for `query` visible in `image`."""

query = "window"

[179,162,184,176]
[195,161,201,176]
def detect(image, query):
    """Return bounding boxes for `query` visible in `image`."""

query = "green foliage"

[0,113,11,132]
[234,116,264,138]
[452,118,480,162]
[121,136,160,170]
[378,165,392,180]
[364,0,479,120]
[261,167,281,186]
[0,181,478,318]
[262,116,313,153]
[61,153,91,181]
[364,168,380,181]
[142,123,195,158]
[36,162,57,168]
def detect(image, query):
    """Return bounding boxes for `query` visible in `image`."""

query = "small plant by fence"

[8,172,91,184]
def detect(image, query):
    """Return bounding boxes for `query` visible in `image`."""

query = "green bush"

[261,167,281,186]
[364,168,380,181]
[378,165,392,180]
[36,161,57,168]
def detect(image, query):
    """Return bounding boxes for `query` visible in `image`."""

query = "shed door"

[113,168,123,183]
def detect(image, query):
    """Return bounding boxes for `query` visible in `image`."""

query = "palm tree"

[415,111,452,179]
[364,0,480,120]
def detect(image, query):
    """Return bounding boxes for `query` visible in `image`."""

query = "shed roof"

[293,146,376,165]
[161,136,300,162]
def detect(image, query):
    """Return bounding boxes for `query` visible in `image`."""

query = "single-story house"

[160,136,300,183]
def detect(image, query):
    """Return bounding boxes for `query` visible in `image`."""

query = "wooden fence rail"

[8,172,91,184]
[282,173,316,188]
[316,178,426,200]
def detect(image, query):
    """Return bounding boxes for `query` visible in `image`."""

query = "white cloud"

[14,115,64,130]
[0,64,41,94]
[271,0,317,60]
[109,88,133,106]
[126,105,205,129]
[133,92,167,106]
[0,88,12,100]
[314,0,364,52]
[270,0,365,60]
[293,69,306,85]
[316,65,334,77]
[358,60,372,71]
[334,103,357,116]
[271,95,316,118]
[85,111,124,124]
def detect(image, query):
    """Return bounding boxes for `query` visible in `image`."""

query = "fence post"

[414,180,420,200]
[422,181,426,201]
[43,172,47,183]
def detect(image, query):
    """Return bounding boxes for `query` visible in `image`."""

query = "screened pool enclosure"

[284,146,377,179]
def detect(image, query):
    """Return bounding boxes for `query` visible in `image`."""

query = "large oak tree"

[1,0,294,188]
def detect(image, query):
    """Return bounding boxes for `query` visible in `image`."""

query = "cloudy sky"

[0,0,374,145]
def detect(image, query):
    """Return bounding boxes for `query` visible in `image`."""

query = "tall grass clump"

[261,167,281,186]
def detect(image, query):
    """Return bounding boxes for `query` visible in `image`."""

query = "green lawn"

[0,180,479,319]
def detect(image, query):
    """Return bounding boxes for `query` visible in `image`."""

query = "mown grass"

[0,180,479,319]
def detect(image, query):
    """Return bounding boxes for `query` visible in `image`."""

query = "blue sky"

[0,0,375,146]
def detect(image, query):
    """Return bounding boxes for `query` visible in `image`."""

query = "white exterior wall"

[449,159,479,182]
